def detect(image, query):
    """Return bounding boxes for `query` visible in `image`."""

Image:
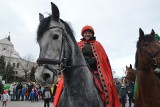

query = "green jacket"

[133,77,137,100]
[154,34,160,41]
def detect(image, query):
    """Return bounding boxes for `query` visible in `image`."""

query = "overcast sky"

[0,0,160,77]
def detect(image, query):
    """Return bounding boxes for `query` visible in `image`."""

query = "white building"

[0,36,33,78]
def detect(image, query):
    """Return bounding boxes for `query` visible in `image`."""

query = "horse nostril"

[43,73,50,81]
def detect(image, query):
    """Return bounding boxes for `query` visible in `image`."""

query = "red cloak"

[53,40,120,107]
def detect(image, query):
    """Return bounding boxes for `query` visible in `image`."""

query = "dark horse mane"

[135,34,156,69]
[37,15,75,42]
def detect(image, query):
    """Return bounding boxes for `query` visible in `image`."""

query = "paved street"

[0,100,53,107]
[0,100,134,107]
[125,100,135,107]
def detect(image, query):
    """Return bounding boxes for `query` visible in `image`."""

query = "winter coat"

[2,94,9,101]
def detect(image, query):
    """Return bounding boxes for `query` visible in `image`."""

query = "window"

[17,63,19,68]
[7,62,11,66]
[14,71,18,74]
[5,62,7,66]
[13,63,15,68]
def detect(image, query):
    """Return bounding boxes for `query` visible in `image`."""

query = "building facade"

[0,36,33,79]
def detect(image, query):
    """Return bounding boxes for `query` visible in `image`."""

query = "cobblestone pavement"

[0,100,53,107]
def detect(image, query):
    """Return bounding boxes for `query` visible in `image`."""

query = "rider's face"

[83,30,93,40]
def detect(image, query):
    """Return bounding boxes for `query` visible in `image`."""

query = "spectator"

[115,80,121,94]
[35,89,39,102]
[0,81,4,100]
[126,81,135,107]
[43,87,51,107]
[2,90,9,107]
[21,86,25,101]
[30,89,35,102]
[9,84,15,101]
[24,88,29,100]
[119,84,127,107]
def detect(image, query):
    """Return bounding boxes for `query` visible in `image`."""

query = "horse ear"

[39,13,44,22]
[139,28,144,40]
[130,64,132,69]
[51,2,60,21]
[150,29,155,36]
[126,65,128,69]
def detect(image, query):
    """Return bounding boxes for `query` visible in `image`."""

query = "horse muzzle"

[35,66,55,87]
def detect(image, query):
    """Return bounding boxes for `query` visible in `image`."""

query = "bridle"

[37,25,87,76]
[137,45,160,70]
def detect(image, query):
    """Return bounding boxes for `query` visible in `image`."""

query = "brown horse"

[134,28,160,107]
[125,64,136,107]
[125,64,136,83]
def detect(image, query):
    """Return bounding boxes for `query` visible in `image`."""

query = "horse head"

[125,64,136,82]
[35,2,76,87]
[135,28,160,71]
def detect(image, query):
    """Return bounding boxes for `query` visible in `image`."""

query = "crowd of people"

[0,81,57,107]
[8,82,44,101]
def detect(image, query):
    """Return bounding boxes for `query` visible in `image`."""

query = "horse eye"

[52,34,59,40]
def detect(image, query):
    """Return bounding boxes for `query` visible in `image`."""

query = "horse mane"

[135,34,155,69]
[37,15,75,42]
[37,16,51,41]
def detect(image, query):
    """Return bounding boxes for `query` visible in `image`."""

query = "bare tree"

[29,66,36,82]
[17,54,34,82]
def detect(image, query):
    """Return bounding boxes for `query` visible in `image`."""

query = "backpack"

[44,90,51,99]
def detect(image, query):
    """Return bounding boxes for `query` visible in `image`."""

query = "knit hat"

[4,90,8,94]
[81,25,95,36]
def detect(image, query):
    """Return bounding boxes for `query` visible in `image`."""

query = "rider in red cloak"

[53,25,120,107]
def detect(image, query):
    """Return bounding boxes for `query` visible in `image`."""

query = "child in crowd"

[2,90,10,107]
[30,89,35,102]
[35,89,39,102]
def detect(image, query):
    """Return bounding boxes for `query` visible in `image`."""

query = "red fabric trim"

[92,73,106,102]
[53,77,64,107]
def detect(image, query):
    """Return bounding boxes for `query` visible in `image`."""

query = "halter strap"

[137,47,160,70]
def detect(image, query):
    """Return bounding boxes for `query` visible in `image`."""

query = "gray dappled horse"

[35,2,103,107]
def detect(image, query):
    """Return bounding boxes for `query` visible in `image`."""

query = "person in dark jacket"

[21,86,25,101]
[115,80,121,94]
[0,81,4,100]
[43,87,51,107]
[126,81,135,107]
[119,83,127,107]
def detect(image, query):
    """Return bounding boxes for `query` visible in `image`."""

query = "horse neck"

[62,46,95,94]
[63,48,91,83]
[137,52,151,70]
